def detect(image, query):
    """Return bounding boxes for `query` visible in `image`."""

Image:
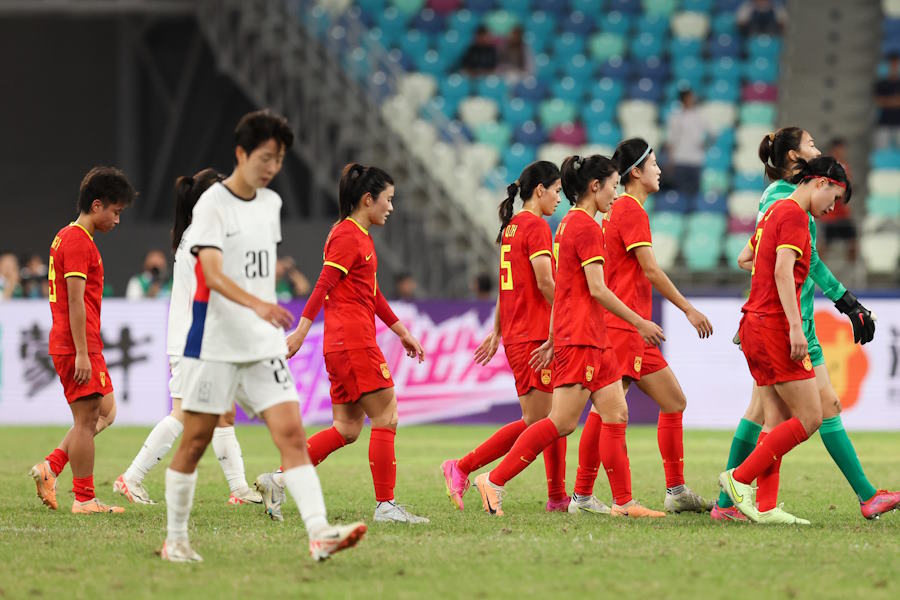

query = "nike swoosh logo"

[728,475,743,503]
[365,254,373,261]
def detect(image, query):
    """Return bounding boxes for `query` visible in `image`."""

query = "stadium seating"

[307,0,784,271]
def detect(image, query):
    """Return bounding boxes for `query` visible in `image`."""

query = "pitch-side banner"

[662,298,900,430]
[0,299,170,425]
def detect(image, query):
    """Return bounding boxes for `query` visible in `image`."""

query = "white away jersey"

[182,182,288,362]
[166,224,197,357]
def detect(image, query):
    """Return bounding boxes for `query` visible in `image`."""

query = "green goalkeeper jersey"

[756,180,847,321]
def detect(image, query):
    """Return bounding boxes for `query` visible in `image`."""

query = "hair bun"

[573,155,583,171]
[507,181,520,195]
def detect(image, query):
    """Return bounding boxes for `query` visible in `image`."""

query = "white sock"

[165,468,198,543]
[125,415,184,483]
[272,471,285,487]
[282,465,329,536]
[212,426,248,492]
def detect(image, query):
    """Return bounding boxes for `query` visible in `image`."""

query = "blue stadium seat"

[711,56,741,83]
[692,192,728,213]
[415,49,450,77]
[705,146,732,172]
[563,54,596,80]
[655,190,689,213]
[553,33,587,62]
[682,0,713,10]
[525,10,556,38]
[438,29,469,63]
[474,121,513,151]
[513,120,548,145]
[358,0,386,14]
[439,119,472,143]
[552,76,586,103]
[523,30,550,54]
[871,148,900,169]
[634,56,669,80]
[711,11,737,35]
[632,33,665,60]
[440,73,472,104]
[476,75,509,104]
[600,11,634,33]
[514,76,549,101]
[413,9,445,34]
[714,0,743,11]
[629,78,663,102]
[733,172,766,191]
[498,0,531,19]
[636,13,671,37]
[747,35,782,60]
[423,95,459,120]
[401,29,430,57]
[571,0,603,13]
[673,55,706,82]
[586,121,623,146]
[503,143,538,176]
[466,0,497,14]
[377,7,410,41]
[501,96,537,127]
[709,34,741,59]
[599,56,632,78]
[713,127,736,151]
[582,98,617,126]
[705,78,740,102]
[744,57,778,83]
[668,38,702,59]
[609,0,641,13]
[591,77,625,104]
[484,166,511,190]
[534,0,567,12]
[534,53,557,79]
[562,11,593,36]
[449,9,479,37]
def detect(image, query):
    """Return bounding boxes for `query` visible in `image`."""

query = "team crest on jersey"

[541,369,551,385]
[99,372,106,387]
[634,356,643,373]
[380,363,391,379]
[802,355,813,371]
[585,365,594,382]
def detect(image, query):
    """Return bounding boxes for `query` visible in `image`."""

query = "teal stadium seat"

[683,230,723,270]
[474,122,513,152]
[650,212,686,239]
[539,99,577,129]
[590,32,627,61]
[724,233,751,270]
[485,10,519,35]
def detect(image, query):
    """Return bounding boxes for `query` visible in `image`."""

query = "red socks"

[734,417,808,484]
[457,420,527,475]
[46,448,69,476]
[306,426,347,466]
[657,412,685,488]
[543,436,567,502]
[754,431,782,511]
[489,418,559,487]
[369,428,397,503]
[600,422,632,505]
[72,475,95,502]
[574,412,602,496]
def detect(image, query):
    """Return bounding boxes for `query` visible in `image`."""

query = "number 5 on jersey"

[500,244,513,290]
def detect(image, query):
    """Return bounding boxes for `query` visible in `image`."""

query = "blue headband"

[625,146,652,176]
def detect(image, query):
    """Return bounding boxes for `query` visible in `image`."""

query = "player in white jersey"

[114,169,262,506]
[159,110,365,563]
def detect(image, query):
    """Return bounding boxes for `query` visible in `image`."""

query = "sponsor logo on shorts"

[585,365,594,382]
[380,363,391,379]
[802,355,812,371]
[634,356,642,373]
[199,381,212,403]
[540,369,551,385]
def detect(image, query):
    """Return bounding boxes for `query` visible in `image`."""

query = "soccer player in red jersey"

[29,166,136,514]
[440,161,572,513]
[473,154,666,518]
[285,163,429,524]
[719,156,851,522]
[600,138,713,513]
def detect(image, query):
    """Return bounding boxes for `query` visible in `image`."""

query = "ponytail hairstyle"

[611,137,653,185]
[338,163,394,221]
[759,127,805,181]
[787,156,852,204]
[172,167,224,252]
[497,160,560,243]
[560,154,619,204]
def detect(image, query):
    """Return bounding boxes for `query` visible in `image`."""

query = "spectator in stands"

[665,89,710,196]
[275,256,310,302]
[20,254,49,298]
[0,253,21,300]
[821,138,857,252]
[393,271,418,302]
[498,26,533,80]
[874,53,900,149]
[472,272,495,301]
[125,249,170,299]
[737,0,787,37]
[460,25,498,76]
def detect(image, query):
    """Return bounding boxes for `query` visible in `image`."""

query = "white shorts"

[168,356,185,400]
[179,356,299,418]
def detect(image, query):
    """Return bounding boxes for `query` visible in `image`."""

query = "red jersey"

[321,217,379,353]
[603,194,653,332]
[552,208,609,349]
[498,211,554,344]
[48,223,104,355]
[742,199,811,327]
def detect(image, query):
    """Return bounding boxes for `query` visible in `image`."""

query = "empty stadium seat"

[459,96,499,127]
[671,11,710,39]
[653,232,680,269]
[861,233,900,273]
[728,190,762,220]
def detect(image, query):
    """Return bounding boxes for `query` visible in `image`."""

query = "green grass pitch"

[1,425,898,599]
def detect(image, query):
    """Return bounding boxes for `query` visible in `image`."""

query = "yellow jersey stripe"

[64,271,87,279]
[347,217,369,235]
[776,244,803,257]
[625,241,652,251]
[323,261,349,274]
[69,222,94,240]
[581,255,605,267]
[529,250,552,261]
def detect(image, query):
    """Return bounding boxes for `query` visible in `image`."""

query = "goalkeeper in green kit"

[711,127,899,523]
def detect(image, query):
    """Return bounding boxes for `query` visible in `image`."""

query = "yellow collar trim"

[347,217,369,235]
[622,193,646,210]
[70,222,94,240]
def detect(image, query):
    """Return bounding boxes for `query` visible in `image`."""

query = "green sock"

[716,418,762,509]
[819,415,878,502]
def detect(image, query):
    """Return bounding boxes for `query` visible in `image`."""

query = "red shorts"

[504,341,553,397]
[324,347,394,405]
[553,345,619,393]
[739,313,815,386]
[608,327,668,381]
[51,353,114,403]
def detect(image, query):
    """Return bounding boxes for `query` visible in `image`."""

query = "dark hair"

[758,127,805,181]
[612,138,653,185]
[787,156,852,204]
[497,160,560,243]
[234,110,294,158]
[560,155,618,204]
[172,168,224,252]
[338,163,394,220]
[77,166,137,214]
[678,88,694,104]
